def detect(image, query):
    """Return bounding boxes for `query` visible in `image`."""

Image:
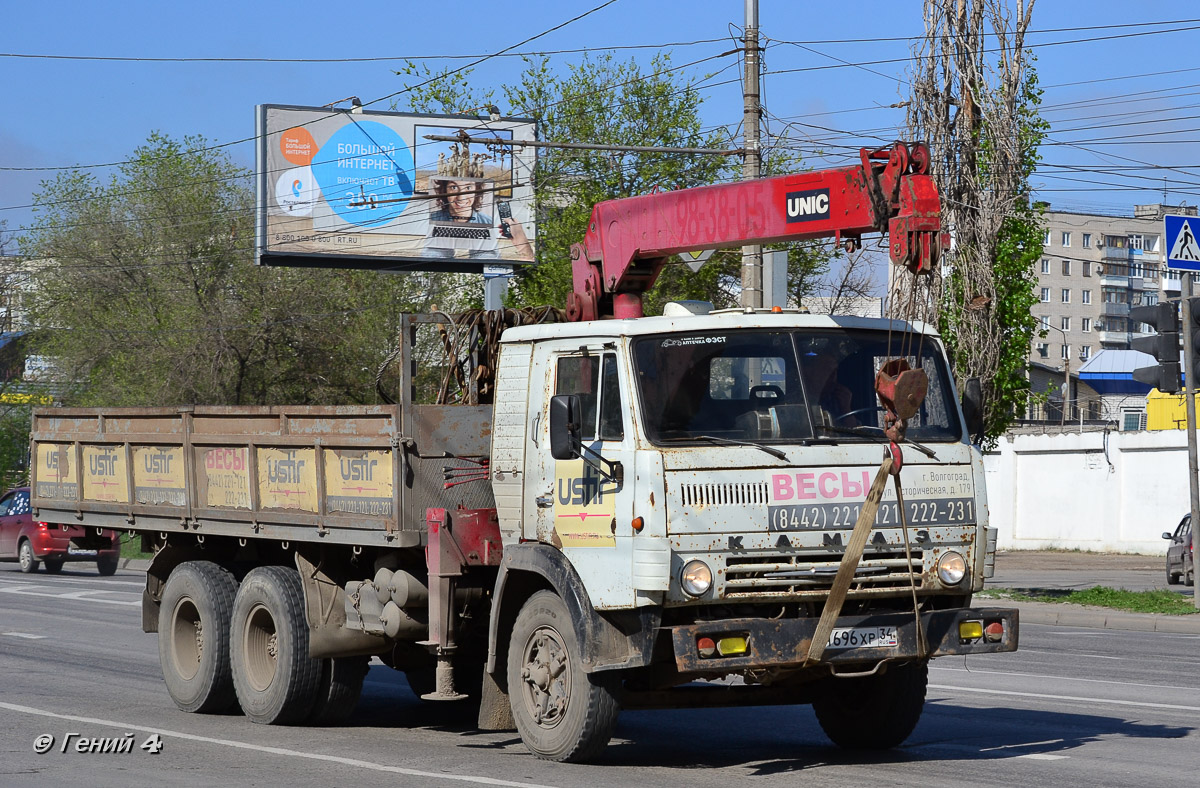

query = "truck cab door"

[525,344,636,609]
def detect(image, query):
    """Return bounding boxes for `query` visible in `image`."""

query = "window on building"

[1040,287,1050,302]
[1061,316,1070,331]
[1081,345,1091,360]
[1061,288,1071,303]
[1082,289,1091,304]
[1035,342,1048,358]
[1061,344,1070,360]
[1082,317,1091,332]
[1043,230,1051,246]
[1041,258,1050,274]
[1062,259,1071,276]
[1103,286,1125,303]
[1145,292,1159,306]
[1039,315,1050,331]
[1082,233,1092,248]
[1062,232,1072,247]
[1130,234,1145,251]
[1083,261,1091,277]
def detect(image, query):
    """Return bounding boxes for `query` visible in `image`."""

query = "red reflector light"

[697,637,717,658]
[984,622,1004,642]
[37,522,49,530]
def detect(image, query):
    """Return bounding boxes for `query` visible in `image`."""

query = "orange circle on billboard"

[280,127,317,166]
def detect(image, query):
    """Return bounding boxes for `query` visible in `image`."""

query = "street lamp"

[1039,324,1071,426]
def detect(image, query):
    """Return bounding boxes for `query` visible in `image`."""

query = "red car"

[0,487,121,575]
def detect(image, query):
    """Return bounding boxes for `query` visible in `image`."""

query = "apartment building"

[1033,203,1192,366]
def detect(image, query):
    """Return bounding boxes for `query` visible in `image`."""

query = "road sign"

[1165,214,1200,272]
[678,249,715,272]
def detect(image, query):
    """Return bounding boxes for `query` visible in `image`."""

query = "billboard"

[256,105,537,271]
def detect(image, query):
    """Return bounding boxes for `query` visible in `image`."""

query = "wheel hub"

[519,628,570,727]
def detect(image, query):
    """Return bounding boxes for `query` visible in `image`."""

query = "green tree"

[22,132,434,407]
[503,54,733,309]
[907,1,1045,445]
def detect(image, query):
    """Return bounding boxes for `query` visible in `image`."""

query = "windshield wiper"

[816,425,939,459]
[691,435,789,461]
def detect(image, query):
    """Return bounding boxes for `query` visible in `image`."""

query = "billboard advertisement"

[256,105,537,271]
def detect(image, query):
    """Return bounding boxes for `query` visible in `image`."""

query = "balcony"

[1098,330,1130,347]
[1102,302,1130,317]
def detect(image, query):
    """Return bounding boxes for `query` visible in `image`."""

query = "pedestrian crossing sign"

[1165,214,1200,272]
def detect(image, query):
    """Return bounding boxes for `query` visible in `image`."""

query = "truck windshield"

[631,329,962,445]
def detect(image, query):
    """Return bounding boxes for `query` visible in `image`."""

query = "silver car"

[1164,514,1195,586]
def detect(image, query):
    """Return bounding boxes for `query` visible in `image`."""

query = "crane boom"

[566,141,944,322]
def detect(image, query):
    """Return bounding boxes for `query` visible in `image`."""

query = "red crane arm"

[566,142,944,322]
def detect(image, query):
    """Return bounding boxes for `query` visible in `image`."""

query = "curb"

[981,600,1200,634]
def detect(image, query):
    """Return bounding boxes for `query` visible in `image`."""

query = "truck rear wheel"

[813,661,928,750]
[307,657,369,725]
[158,561,239,713]
[507,591,620,762]
[231,566,322,725]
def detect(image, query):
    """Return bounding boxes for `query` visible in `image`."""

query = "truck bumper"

[669,607,1018,674]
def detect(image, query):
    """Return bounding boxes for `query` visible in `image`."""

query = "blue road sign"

[1165,214,1200,272]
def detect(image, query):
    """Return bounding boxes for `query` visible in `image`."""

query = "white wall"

[984,430,1192,554]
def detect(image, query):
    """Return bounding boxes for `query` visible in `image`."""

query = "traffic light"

[1187,297,1200,387]
[1130,302,1181,394]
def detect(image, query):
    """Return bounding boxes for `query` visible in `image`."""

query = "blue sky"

[2,0,1198,242]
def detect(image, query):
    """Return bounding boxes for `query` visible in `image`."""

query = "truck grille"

[723,549,924,598]
[678,481,769,507]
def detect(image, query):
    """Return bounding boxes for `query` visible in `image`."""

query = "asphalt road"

[1,562,1197,788]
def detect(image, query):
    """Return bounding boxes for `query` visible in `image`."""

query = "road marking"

[919,740,1071,761]
[0,575,142,589]
[931,684,1200,712]
[2,632,46,639]
[0,584,140,607]
[933,665,1178,692]
[0,701,559,788]
[1015,648,1124,660]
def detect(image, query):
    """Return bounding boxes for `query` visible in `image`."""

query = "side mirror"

[549,394,582,460]
[961,377,985,443]
[1163,532,1174,540]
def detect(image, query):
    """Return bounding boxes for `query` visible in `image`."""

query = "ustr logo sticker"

[785,188,830,222]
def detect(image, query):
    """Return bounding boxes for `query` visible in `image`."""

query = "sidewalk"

[986,550,1200,634]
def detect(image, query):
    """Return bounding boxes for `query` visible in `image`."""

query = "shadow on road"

[349,666,1191,770]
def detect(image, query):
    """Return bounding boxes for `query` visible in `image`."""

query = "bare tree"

[903,0,1045,440]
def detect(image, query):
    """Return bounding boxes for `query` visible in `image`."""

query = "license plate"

[67,548,97,556]
[826,626,898,649]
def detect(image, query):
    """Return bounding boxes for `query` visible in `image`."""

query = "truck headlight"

[937,551,967,586]
[680,560,712,597]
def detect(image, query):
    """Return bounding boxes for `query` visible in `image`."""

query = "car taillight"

[36,521,49,530]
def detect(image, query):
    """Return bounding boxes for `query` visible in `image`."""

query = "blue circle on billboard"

[311,121,415,228]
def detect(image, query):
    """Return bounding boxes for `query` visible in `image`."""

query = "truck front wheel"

[812,660,928,750]
[230,566,323,725]
[507,591,620,762]
[158,561,239,713]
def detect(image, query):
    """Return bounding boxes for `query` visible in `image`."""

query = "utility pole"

[1183,278,1200,608]
[740,0,762,309]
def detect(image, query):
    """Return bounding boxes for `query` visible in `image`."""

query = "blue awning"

[1077,349,1154,395]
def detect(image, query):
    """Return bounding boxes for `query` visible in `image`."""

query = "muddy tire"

[813,661,928,750]
[18,540,38,573]
[307,657,369,725]
[507,591,620,762]
[231,566,322,725]
[97,555,119,576]
[43,558,65,574]
[158,561,239,713]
